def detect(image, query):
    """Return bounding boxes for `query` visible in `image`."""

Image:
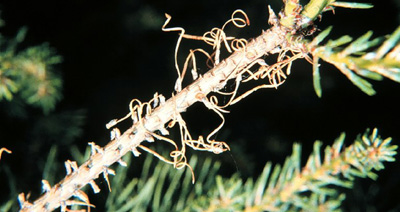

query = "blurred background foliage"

[0,24,62,114]
[0,0,399,211]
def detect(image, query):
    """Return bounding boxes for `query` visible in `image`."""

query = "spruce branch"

[16,1,400,211]
[190,129,397,211]
[0,22,63,113]
[19,21,285,211]
[103,153,221,212]
[309,26,400,96]
[18,9,288,212]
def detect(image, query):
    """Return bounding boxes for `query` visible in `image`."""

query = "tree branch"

[19,21,288,212]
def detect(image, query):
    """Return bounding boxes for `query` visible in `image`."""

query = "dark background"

[1,0,399,211]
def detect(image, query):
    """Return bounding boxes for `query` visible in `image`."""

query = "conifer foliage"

[0,17,62,114]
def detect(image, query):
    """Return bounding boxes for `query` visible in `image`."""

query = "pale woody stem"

[20,25,285,212]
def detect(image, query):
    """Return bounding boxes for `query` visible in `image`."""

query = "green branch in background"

[190,128,397,211]
[0,17,63,114]
[65,145,221,212]
[105,154,221,212]
[309,26,400,97]
[56,128,395,211]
